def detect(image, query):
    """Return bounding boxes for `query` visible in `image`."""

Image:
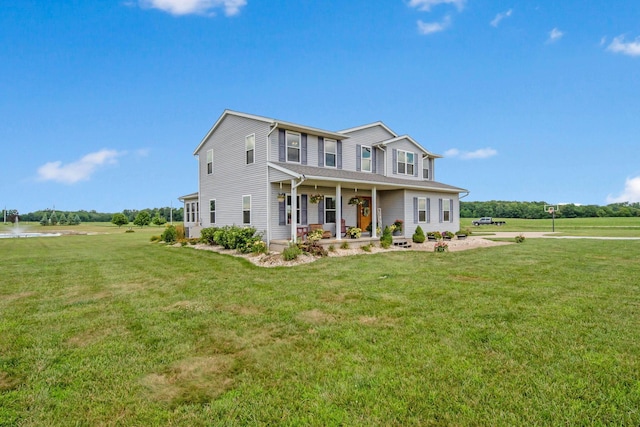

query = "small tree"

[111,213,129,228]
[71,214,81,225]
[58,213,68,225]
[133,211,151,228]
[413,225,425,243]
[152,212,167,226]
[380,225,393,248]
[40,213,48,226]
[49,211,58,225]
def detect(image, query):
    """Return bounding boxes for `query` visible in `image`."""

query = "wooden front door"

[357,197,372,233]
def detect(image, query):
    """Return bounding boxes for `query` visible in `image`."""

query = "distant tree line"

[13,207,184,224]
[461,201,640,219]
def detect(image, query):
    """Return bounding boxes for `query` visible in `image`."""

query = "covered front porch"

[269,235,412,253]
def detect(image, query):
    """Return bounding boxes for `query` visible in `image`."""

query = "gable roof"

[193,110,347,155]
[374,135,443,158]
[338,121,398,138]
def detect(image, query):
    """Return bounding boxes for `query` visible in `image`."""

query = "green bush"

[200,227,218,245]
[282,244,303,261]
[515,234,525,243]
[361,244,372,252]
[150,235,161,242]
[340,241,349,250]
[380,225,393,248]
[161,225,177,243]
[413,225,425,243]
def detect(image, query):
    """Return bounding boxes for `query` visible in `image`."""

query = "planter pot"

[457,234,467,240]
[392,230,401,236]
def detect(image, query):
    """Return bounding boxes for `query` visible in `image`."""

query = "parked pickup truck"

[472,217,506,226]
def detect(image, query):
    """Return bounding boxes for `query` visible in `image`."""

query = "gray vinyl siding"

[341,125,395,146]
[379,190,405,231]
[196,114,271,233]
[404,190,460,236]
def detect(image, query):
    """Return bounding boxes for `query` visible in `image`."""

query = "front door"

[357,197,372,234]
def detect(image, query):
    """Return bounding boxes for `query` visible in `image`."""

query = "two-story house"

[180,110,468,248]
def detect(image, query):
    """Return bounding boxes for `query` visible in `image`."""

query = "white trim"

[376,135,442,158]
[209,198,216,225]
[286,131,301,164]
[324,138,337,168]
[206,149,213,175]
[417,197,427,223]
[267,162,303,178]
[396,149,415,176]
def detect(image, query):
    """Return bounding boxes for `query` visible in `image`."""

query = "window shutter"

[427,198,431,223]
[450,198,454,223]
[301,133,307,165]
[392,149,397,174]
[278,129,285,162]
[356,144,361,171]
[413,197,418,224]
[337,141,343,169]
[372,148,377,174]
[439,198,443,223]
[318,137,324,167]
[318,199,325,224]
[279,198,286,225]
[414,153,419,177]
[301,195,308,225]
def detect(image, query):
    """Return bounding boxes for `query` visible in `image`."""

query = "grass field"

[461,217,640,237]
[1,222,640,425]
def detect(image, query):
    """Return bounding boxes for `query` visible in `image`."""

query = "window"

[397,150,414,175]
[242,195,251,224]
[325,139,336,167]
[286,131,301,163]
[418,197,427,222]
[209,199,216,224]
[361,145,372,172]
[423,165,429,179]
[325,197,336,223]
[443,199,451,222]
[206,149,213,174]
[245,134,255,164]
[186,203,190,222]
[191,202,197,222]
[286,195,301,224]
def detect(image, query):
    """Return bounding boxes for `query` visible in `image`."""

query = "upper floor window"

[397,150,414,175]
[325,139,337,168]
[423,165,429,179]
[361,146,372,172]
[246,134,255,165]
[206,149,213,175]
[287,131,301,163]
[242,195,251,224]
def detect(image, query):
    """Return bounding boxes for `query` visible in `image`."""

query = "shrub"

[150,235,161,242]
[380,226,393,248]
[282,244,303,261]
[250,240,268,254]
[175,224,185,240]
[161,225,177,243]
[298,242,328,257]
[515,234,526,243]
[328,245,335,252]
[125,228,135,233]
[443,231,455,240]
[413,225,425,243]
[307,228,324,243]
[200,227,218,245]
[340,241,349,250]
[361,244,372,252]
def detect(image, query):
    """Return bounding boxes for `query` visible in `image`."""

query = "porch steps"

[393,239,412,248]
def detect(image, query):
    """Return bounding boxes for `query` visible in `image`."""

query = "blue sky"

[2,0,640,214]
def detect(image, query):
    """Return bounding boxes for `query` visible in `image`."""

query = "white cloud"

[547,27,564,43]
[138,0,246,16]
[37,149,122,184]
[490,9,512,27]
[409,0,465,12]
[606,35,640,57]
[417,15,451,35]
[607,176,640,203]
[444,147,497,160]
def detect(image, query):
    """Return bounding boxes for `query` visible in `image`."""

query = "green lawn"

[462,216,640,236]
[1,229,640,425]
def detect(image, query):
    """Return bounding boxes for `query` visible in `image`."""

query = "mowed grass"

[462,216,640,237]
[1,231,640,425]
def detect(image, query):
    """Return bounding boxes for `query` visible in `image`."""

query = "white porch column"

[290,179,297,243]
[336,183,342,240]
[371,186,378,238]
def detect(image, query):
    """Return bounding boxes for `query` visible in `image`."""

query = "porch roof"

[178,192,198,202]
[268,162,468,194]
